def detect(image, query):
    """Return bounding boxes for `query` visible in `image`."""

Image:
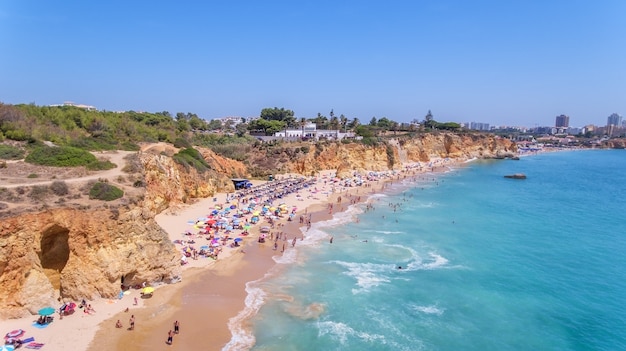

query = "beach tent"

[232,179,253,190]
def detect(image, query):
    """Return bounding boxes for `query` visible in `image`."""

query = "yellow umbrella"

[142,287,155,295]
[253,211,260,216]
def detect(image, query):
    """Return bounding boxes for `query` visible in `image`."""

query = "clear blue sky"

[1,0,624,127]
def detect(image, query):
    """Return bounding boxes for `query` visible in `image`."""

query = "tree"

[235,122,248,137]
[299,117,308,135]
[260,107,296,127]
[207,119,223,130]
[348,117,360,129]
[340,114,348,132]
[355,125,375,138]
[424,110,433,123]
[377,117,392,129]
[188,115,207,130]
[248,118,286,135]
[369,117,377,126]
[423,110,437,129]
[329,116,340,130]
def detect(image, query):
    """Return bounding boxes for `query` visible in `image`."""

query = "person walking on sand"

[167,330,173,345]
[129,315,135,330]
[174,320,180,334]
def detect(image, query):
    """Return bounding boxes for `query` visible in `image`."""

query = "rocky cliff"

[0,206,181,319]
[141,147,248,214]
[0,133,516,318]
[260,133,517,177]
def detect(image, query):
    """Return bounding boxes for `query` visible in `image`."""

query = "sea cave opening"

[39,224,70,293]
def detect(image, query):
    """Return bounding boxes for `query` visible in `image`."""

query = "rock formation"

[0,206,180,319]
[504,173,527,179]
[0,132,517,318]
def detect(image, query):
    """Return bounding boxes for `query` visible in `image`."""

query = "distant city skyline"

[1,1,624,127]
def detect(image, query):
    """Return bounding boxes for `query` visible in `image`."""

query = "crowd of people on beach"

[231,176,316,206]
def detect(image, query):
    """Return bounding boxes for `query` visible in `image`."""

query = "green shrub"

[25,145,97,167]
[4,129,32,141]
[0,145,26,160]
[86,160,116,171]
[172,148,210,173]
[50,181,69,196]
[89,182,124,201]
[27,173,39,178]
[68,134,118,151]
[120,142,140,151]
[173,137,192,149]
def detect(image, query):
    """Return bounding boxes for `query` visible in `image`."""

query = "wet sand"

[86,160,458,350]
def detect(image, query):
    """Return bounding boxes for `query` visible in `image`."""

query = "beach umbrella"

[0,344,15,351]
[234,238,243,242]
[200,245,209,250]
[5,329,25,339]
[142,287,155,295]
[38,306,55,316]
[243,225,251,230]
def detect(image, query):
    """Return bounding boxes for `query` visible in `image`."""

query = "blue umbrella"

[234,238,243,242]
[38,306,55,316]
[200,245,209,250]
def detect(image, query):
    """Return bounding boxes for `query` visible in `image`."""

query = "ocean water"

[226,150,626,351]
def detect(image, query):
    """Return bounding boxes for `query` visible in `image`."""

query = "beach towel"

[26,342,44,349]
[21,337,35,343]
[31,322,48,329]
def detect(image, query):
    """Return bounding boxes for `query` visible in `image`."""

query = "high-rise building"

[607,113,622,126]
[555,114,569,128]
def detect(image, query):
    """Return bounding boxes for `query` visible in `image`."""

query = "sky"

[1,0,625,127]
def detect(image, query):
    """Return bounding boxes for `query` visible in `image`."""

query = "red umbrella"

[5,329,25,339]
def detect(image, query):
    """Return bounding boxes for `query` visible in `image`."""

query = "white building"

[274,123,355,140]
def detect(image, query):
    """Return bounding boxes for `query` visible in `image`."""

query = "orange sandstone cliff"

[0,133,516,318]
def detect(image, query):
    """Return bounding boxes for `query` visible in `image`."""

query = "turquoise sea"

[226,150,626,351]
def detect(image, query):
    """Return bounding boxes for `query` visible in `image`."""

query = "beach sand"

[0,159,458,351]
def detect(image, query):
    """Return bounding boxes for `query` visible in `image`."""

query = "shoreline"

[0,157,466,351]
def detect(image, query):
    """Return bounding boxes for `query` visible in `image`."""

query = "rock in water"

[504,173,527,179]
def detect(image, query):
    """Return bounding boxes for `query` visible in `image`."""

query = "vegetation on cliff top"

[0,144,25,160]
[24,145,116,170]
[89,182,124,201]
[172,147,211,173]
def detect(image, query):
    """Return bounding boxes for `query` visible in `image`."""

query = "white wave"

[464,157,478,163]
[317,320,386,344]
[223,279,267,351]
[411,304,445,316]
[331,260,394,294]
[272,246,299,264]
[406,252,449,270]
[374,230,405,235]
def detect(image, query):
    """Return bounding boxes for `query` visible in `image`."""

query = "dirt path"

[0,151,136,189]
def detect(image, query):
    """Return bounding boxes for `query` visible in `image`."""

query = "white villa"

[274,123,355,140]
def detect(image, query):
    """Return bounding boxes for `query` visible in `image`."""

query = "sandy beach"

[0,159,457,351]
